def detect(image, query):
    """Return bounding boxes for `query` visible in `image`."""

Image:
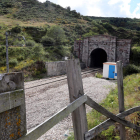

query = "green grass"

[95,72,103,78]
[67,73,140,140]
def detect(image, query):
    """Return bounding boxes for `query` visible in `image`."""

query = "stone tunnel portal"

[90,48,107,68]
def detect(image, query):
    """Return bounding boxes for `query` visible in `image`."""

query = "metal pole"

[78,40,80,59]
[78,36,81,61]
[6,32,9,73]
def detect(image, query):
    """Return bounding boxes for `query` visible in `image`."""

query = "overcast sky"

[38,0,140,18]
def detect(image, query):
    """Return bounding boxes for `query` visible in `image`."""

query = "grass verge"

[67,73,140,140]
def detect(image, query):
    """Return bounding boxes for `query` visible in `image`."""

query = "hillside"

[1,0,140,45]
[0,0,140,78]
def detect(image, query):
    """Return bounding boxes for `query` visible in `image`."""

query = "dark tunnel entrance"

[90,48,107,68]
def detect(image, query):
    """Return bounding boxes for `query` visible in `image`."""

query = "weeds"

[95,72,103,78]
[67,73,140,140]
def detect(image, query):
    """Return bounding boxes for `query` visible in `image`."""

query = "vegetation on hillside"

[0,0,140,78]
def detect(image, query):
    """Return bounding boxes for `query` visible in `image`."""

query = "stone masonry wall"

[88,35,116,66]
[74,35,131,67]
[74,40,83,60]
[117,39,131,66]
[82,38,89,67]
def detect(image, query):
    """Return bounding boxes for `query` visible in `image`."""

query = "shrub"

[2,1,15,8]
[9,58,18,67]
[74,24,85,34]
[95,72,103,78]
[123,64,140,76]
[14,40,25,47]
[17,55,24,61]
[83,16,92,21]
[131,47,140,65]
[26,40,36,47]
[11,26,21,34]
[102,23,114,32]
[41,36,55,46]
[0,59,6,66]
[31,44,45,60]
[47,25,66,45]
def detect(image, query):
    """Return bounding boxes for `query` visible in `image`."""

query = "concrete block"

[46,61,66,77]
[0,72,27,140]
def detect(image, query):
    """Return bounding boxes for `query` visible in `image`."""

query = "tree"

[47,25,66,45]
[66,6,71,11]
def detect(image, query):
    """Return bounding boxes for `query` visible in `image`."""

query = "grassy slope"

[0,0,139,44]
[68,73,140,140]
[0,0,140,76]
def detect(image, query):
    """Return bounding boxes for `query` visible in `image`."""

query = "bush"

[0,59,6,66]
[95,72,103,78]
[14,40,25,47]
[9,58,18,67]
[123,64,140,76]
[31,44,45,60]
[74,24,85,34]
[11,26,21,34]
[17,55,24,61]
[102,23,113,32]
[47,25,66,45]
[131,47,140,65]
[26,40,36,47]
[41,36,55,46]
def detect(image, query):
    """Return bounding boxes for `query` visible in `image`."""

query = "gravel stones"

[25,76,116,140]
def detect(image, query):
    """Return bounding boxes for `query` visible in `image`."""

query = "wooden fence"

[1,59,140,140]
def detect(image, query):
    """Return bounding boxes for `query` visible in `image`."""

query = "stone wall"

[82,38,88,67]
[117,39,131,66]
[74,40,83,60]
[74,35,131,67]
[46,61,86,77]
[87,35,116,65]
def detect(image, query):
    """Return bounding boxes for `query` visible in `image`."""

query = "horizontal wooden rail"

[86,96,140,130]
[18,94,87,140]
[85,103,140,140]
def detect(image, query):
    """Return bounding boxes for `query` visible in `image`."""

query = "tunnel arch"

[90,48,107,68]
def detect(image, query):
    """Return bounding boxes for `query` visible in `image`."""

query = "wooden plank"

[66,59,88,140]
[117,61,125,140]
[85,106,140,140]
[86,96,140,130]
[0,89,24,113]
[18,94,87,140]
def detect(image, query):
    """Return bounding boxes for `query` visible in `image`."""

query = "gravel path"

[25,75,116,140]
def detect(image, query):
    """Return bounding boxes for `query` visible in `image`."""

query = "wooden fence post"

[117,61,125,140]
[0,72,27,139]
[66,59,88,140]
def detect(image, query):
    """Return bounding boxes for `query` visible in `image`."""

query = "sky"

[38,0,140,18]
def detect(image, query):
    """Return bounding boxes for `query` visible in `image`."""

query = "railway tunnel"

[90,48,107,68]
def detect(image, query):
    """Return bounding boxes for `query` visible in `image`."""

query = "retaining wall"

[46,61,86,77]
[46,61,66,77]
